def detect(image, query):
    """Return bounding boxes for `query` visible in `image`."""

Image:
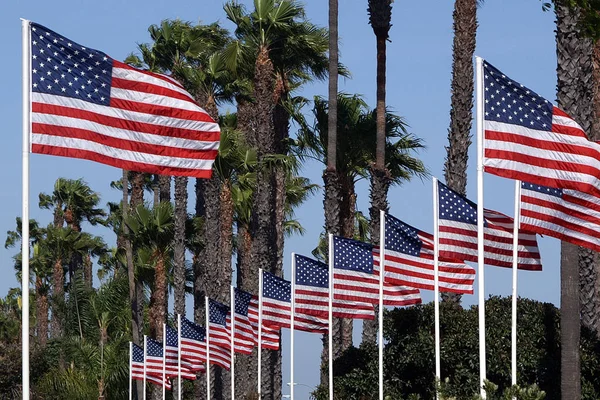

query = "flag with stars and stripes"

[520,181,600,252]
[179,317,231,370]
[294,254,375,319]
[482,60,600,196]
[247,295,281,351]
[373,213,476,294]
[437,182,542,270]
[208,299,231,349]
[27,21,219,178]
[228,289,256,355]
[145,338,169,379]
[131,342,172,389]
[164,325,203,377]
[333,236,422,306]
[261,270,329,333]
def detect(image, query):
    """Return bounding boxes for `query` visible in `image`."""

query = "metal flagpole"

[433,178,441,399]
[511,180,521,396]
[21,18,31,400]
[290,253,296,400]
[258,269,264,398]
[143,335,148,400]
[206,296,211,400]
[378,210,385,400]
[230,286,235,400]
[162,324,166,400]
[328,234,334,400]
[129,342,133,400]
[475,55,487,399]
[177,314,182,400]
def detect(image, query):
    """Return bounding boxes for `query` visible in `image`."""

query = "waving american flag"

[179,317,230,370]
[131,342,171,389]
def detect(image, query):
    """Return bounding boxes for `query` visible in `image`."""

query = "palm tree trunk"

[220,180,234,290]
[130,172,145,208]
[51,258,64,338]
[83,253,93,289]
[149,255,167,339]
[35,277,48,347]
[159,175,171,203]
[174,176,188,317]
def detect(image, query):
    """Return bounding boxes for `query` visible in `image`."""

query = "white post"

[230,286,235,400]
[433,177,441,398]
[162,324,166,400]
[328,234,334,400]
[511,180,521,396]
[475,55,487,399]
[143,335,148,400]
[129,342,133,400]
[258,269,264,399]
[206,296,211,400]
[290,253,296,400]
[21,18,31,400]
[378,210,385,400]
[177,314,182,400]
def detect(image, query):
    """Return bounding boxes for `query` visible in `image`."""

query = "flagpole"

[21,18,31,400]
[129,342,133,400]
[378,210,385,400]
[328,233,334,400]
[433,177,441,398]
[143,335,148,400]
[177,314,182,400]
[511,180,521,396]
[290,253,296,400]
[475,55,487,399]
[162,324,166,400]
[258,269,264,398]
[230,286,235,400]
[206,296,211,400]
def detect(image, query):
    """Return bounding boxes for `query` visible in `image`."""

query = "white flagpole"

[511,180,521,396]
[177,314,182,400]
[258,269,264,399]
[475,55,487,399]
[21,18,31,400]
[162,324,166,400]
[378,210,385,400]
[206,296,211,400]
[290,253,296,400]
[328,234,334,400]
[433,177,441,398]
[230,286,235,400]
[129,342,133,400]
[143,335,148,400]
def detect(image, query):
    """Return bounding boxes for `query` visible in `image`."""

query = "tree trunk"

[35,277,48,347]
[174,176,188,317]
[149,254,167,340]
[83,253,93,289]
[130,172,145,208]
[443,0,477,304]
[592,40,600,337]
[51,258,64,338]
[220,181,234,293]
[159,175,171,203]
[152,174,160,207]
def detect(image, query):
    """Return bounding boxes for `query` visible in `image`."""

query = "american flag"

[261,270,329,333]
[437,182,542,270]
[28,22,219,178]
[208,299,231,349]
[247,295,281,351]
[145,338,169,379]
[374,214,476,294]
[231,289,261,354]
[164,325,203,377]
[294,254,375,319]
[481,60,600,196]
[520,182,600,252]
[179,317,231,370]
[333,236,422,306]
[131,343,172,389]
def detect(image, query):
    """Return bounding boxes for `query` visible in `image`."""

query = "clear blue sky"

[0,0,558,396]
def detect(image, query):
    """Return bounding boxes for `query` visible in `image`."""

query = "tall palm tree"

[443,0,478,304]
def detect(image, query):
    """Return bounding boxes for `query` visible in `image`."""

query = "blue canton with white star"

[208,299,229,327]
[385,214,422,256]
[521,181,563,198]
[146,338,163,357]
[333,236,374,273]
[30,22,112,105]
[295,254,328,288]
[483,61,553,131]
[438,182,485,226]
[132,343,144,362]
[181,317,206,342]
[165,325,178,347]
[234,289,253,316]
[262,271,291,303]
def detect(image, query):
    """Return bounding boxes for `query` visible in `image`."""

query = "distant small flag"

[164,325,202,377]
[131,342,172,389]
[27,22,219,178]
[521,182,600,252]
[374,213,475,294]
[294,254,375,319]
[333,236,422,306]
[437,182,542,270]
[179,317,231,370]
[482,60,600,196]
